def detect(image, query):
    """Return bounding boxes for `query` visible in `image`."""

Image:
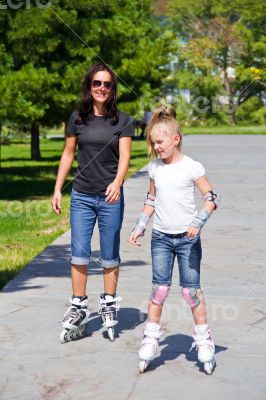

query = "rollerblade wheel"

[79,324,86,337]
[204,357,216,375]
[108,327,115,342]
[139,360,149,373]
[72,330,80,340]
[60,329,69,344]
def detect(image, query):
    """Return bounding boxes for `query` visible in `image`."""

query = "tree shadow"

[2,155,61,162]
[0,165,74,199]
[147,333,228,374]
[1,243,147,293]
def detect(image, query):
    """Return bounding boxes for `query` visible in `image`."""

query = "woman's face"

[91,70,112,105]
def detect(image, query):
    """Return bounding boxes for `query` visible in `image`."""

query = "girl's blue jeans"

[151,229,202,288]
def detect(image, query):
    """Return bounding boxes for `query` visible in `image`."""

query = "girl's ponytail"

[146,105,181,158]
[150,105,176,124]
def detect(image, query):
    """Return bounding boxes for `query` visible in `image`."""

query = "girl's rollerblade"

[60,296,90,343]
[138,322,162,373]
[190,324,216,375]
[98,293,121,342]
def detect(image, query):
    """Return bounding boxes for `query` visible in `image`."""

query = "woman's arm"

[105,137,132,203]
[51,136,77,214]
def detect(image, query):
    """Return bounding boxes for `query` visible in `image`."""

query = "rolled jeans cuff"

[99,257,121,268]
[71,256,89,266]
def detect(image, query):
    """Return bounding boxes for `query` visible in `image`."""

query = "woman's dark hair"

[76,63,118,125]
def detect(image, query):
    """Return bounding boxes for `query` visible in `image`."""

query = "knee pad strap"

[182,287,203,308]
[151,284,170,305]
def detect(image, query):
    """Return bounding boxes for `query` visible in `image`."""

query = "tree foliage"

[0,0,172,158]
[167,0,266,125]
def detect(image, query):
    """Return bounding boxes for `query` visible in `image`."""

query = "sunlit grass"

[183,125,266,135]
[0,138,149,289]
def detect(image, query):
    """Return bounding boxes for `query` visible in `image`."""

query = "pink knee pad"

[151,285,170,305]
[182,287,203,308]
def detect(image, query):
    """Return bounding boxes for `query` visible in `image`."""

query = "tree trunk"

[31,122,41,160]
[229,106,236,125]
[224,76,235,125]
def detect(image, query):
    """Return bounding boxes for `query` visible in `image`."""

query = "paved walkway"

[1,135,266,400]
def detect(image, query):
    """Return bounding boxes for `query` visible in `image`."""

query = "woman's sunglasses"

[91,80,112,89]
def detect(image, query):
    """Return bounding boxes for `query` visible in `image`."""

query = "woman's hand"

[51,190,62,214]
[105,180,121,203]
[129,229,143,246]
[186,226,200,239]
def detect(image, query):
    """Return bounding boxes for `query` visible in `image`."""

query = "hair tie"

[159,110,167,118]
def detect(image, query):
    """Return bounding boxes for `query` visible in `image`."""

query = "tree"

[1,0,173,159]
[167,0,266,125]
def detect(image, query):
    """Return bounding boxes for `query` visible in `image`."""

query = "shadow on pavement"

[148,333,228,373]
[87,308,147,340]
[61,307,146,343]
[2,243,147,293]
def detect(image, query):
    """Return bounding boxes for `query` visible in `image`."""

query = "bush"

[236,97,266,124]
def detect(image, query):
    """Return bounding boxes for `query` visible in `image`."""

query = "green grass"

[182,125,266,135]
[0,138,149,289]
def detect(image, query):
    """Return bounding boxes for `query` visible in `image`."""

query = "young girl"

[52,63,134,342]
[130,106,220,374]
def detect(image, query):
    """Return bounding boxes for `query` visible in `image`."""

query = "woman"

[52,63,134,342]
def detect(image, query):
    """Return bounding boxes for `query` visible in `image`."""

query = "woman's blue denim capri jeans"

[70,188,124,268]
[151,229,202,288]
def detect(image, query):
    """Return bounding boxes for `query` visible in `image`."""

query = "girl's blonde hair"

[146,105,182,158]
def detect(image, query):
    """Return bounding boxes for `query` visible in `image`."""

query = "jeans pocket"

[106,198,121,205]
[152,229,164,240]
[186,234,200,242]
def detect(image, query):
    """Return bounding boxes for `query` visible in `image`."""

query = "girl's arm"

[51,136,77,214]
[187,175,220,238]
[105,137,132,203]
[129,179,156,246]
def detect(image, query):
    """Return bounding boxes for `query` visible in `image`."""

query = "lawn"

[182,125,266,135]
[0,138,149,289]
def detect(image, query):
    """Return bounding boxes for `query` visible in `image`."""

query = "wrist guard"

[190,208,210,230]
[131,212,150,237]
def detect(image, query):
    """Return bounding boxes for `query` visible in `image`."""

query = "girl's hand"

[129,229,143,246]
[51,190,62,214]
[105,180,121,203]
[186,226,200,239]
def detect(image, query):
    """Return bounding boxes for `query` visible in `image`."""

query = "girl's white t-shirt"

[148,155,205,234]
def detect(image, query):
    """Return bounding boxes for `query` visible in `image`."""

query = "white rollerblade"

[60,296,90,344]
[138,322,162,373]
[190,324,216,375]
[98,293,121,342]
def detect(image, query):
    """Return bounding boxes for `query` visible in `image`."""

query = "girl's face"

[91,70,112,104]
[151,129,180,160]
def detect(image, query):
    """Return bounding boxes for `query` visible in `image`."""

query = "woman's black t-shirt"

[66,110,135,195]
